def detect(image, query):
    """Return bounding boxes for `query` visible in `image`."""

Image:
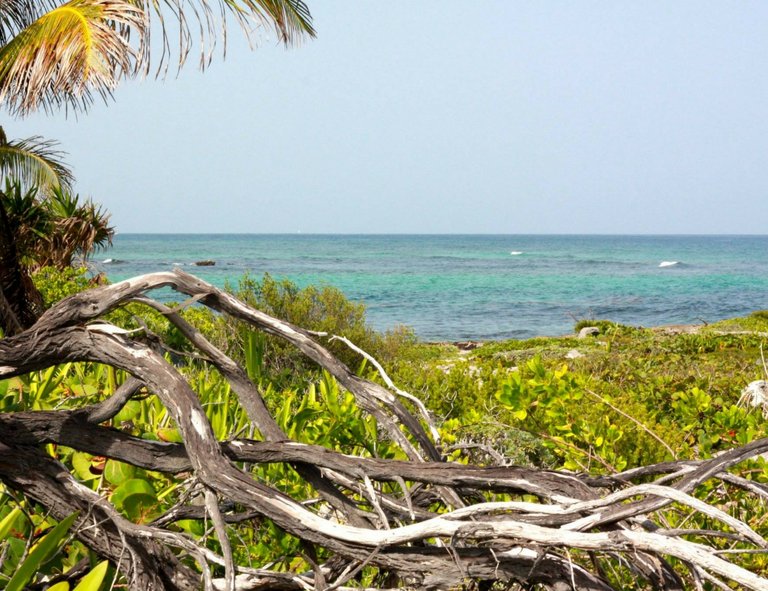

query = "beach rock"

[194,260,216,266]
[455,341,482,352]
[565,349,584,359]
[578,326,600,339]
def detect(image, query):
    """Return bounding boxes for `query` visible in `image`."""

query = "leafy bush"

[33,266,93,307]
[705,310,768,333]
[573,318,617,333]
[227,273,415,384]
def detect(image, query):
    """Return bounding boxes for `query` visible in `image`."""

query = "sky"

[8,2,768,234]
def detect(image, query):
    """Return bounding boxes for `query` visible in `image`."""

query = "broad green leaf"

[71,452,99,481]
[111,478,156,519]
[0,506,22,539]
[48,582,70,591]
[156,427,183,443]
[513,408,527,421]
[67,383,98,397]
[113,399,141,423]
[103,460,136,485]
[73,560,109,591]
[111,478,155,508]
[176,519,205,536]
[6,512,79,591]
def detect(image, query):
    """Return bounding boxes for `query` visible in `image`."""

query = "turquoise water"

[99,235,768,341]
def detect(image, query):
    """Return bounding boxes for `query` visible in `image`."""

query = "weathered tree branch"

[1,270,768,590]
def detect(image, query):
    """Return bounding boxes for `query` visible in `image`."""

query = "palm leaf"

[0,0,145,115]
[0,0,314,114]
[0,127,74,190]
[44,186,114,268]
[0,0,67,42]
[251,0,315,41]
[0,0,42,44]
[130,0,315,75]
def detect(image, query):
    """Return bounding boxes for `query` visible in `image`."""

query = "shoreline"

[435,316,768,349]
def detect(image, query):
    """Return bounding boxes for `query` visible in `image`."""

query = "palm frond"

[0,0,38,43]
[0,0,59,44]
[0,127,74,191]
[43,186,114,268]
[0,0,145,115]
[0,0,314,115]
[251,0,315,42]
[131,0,314,76]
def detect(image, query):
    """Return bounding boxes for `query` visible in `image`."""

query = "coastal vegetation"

[2,269,768,589]
[1,0,766,589]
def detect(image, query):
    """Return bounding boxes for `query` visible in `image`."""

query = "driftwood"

[1,269,768,590]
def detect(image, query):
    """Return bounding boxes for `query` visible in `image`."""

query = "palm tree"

[0,126,77,334]
[0,179,114,336]
[0,0,313,334]
[36,185,114,269]
[0,0,314,115]
[0,126,73,188]
[0,181,46,333]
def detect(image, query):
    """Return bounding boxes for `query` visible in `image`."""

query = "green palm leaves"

[1,181,114,270]
[0,126,74,190]
[0,0,143,114]
[0,0,314,115]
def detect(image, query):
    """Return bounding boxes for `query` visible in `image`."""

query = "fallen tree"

[1,269,768,590]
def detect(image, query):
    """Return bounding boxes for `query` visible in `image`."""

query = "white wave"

[172,262,184,266]
[102,258,113,264]
[659,261,679,268]
[509,251,524,256]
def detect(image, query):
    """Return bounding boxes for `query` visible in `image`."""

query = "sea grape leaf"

[113,400,141,423]
[156,427,183,443]
[111,479,157,520]
[103,460,136,485]
[71,452,98,481]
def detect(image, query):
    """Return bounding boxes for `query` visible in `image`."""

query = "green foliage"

[5,512,79,591]
[573,318,617,333]
[0,494,114,590]
[72,561,110,591]
[706,310,768,333]
[10,267,768,584]
[33,266,92,307]
[1,180,113,272]
[495,357,631,471]
[225,273,416,385]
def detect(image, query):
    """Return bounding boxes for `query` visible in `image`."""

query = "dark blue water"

[98,234,768,340]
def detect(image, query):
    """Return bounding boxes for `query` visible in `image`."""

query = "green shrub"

[705,311,768,333]
[33,266,93,307]
[572,318,643,336]
[227,273,416,385]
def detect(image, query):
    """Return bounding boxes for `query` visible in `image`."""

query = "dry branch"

[1,269,768,590]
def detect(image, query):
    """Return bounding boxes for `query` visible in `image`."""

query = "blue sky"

[9,2,768,233]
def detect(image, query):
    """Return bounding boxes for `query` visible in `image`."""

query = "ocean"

[98,234,768,341]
